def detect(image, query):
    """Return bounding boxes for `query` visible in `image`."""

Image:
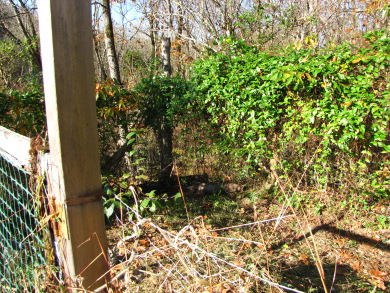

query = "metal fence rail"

[0,148,51,292]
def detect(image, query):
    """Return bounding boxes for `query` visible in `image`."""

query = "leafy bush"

[102,173,182,221]
[95,80,141,171]
[134,75,191,129]
[0,90,46,136]
[188,30,389,200]
[134,75,191,180]
[95,80,138,127]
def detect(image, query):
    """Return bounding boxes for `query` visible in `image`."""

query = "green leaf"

[149,202,157,212]
[140,199,150,208]
[146,190,156,198]
[382,145,390,153]
[135,174,149,180]
[126,131,136,139]
[119,181,128,189]
[174,193,182,201]
[104,203,115,219]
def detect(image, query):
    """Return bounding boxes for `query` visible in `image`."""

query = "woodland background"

[0,1,389,292]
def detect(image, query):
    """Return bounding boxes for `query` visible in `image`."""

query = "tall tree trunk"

[156,123,174,181]
[92,5,107,81]
[149,16,158,73]
[101,0,132,173]
[159,37,174,182]
[101,0,121,83]
[161,37,172,77]
[177,5,184,76]
[93,34,108,81]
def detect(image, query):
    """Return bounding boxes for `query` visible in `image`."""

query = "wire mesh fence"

[0,151,53,292]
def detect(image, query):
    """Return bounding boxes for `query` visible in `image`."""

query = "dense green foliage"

[189,30,389,200]
[0,90,45,136]
[0,40,42,91]
[95,76,190,131]
[1,30,388,214]
[134,75,191,129]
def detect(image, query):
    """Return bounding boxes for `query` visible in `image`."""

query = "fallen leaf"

[139,239,149,246]
[338,250,353,261]
[377,281,387,291]
[232,260,245,268]
[111,263,125,272]
[299,254,310,265]
[369,269,388,278]
[351,261,360,271]
[335,238,347,247]
[153,252,164,258]
[242,242,252,249]
[299,253,309,260]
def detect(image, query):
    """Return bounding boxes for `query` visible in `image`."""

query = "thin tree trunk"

[102,126,134,173]
[156,124,173,181]
[101,0,121,83]
[161,37,172,77]
[101,0,132,172]
[159,37,173,181]
[177,5,184,76]
[92,5,107,81]
[93,32,108,81]
[149,16,158,73]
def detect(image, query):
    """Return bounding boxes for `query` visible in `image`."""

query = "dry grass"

[102,196,302,292]
[91,175,389,293]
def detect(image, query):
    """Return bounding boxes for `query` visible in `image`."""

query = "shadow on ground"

[280,262,372,292]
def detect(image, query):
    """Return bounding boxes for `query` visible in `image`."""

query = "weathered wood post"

[38,0,109,290]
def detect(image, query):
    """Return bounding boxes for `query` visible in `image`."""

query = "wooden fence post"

[37,0,109,290]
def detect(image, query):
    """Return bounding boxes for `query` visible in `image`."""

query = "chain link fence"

[0,140,54,292]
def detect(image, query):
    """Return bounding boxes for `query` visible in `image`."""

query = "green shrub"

[188,30,389,200]
[134,75,191,129]
[0,90,46,136]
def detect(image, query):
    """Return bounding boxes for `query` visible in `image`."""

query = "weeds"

[93,150,390,293]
